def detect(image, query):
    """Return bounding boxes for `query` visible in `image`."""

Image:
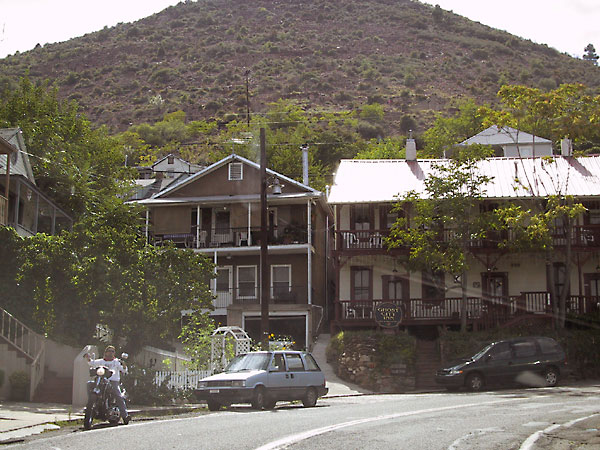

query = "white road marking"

[519,413,600,450]
[255,398,523,450]
[447,427,503,450]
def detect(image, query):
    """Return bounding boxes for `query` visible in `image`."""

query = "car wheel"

[466,373,484,392]
[264,395,277,410]
[207,400,221,411]
[302,387,318,407]
[251,386,266,410]
[544,367,559,387]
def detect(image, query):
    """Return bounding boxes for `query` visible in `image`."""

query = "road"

[12,385,600,450]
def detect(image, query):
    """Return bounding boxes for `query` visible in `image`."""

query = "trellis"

[210,326,252,371]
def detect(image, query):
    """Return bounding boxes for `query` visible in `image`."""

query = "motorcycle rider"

[85,345,130,424]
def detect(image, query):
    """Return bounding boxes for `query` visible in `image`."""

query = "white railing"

[0,306,46,400]
[154,370,212,390]
[214,291,233,309]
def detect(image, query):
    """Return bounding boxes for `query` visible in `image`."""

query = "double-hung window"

[237,265,257,299]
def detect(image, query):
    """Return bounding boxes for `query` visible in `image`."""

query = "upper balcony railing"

[211,285,309,310]
[153,225,310,249]
[336,225,600,252]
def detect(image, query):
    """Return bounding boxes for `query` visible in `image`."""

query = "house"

[0,128,73,237]
[459,125,553,157]
[328,151,600,337]
[132,154,333,350]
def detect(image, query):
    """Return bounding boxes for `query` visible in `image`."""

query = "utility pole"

[260,128,269,350]
[245,69,251,129]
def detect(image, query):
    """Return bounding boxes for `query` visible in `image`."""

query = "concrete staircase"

[414,330,442,390]
[32,370,73,404]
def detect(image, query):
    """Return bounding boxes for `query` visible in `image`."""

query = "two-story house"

[0,128,73,236]
[328,143,600,337]
[133,154,333,349]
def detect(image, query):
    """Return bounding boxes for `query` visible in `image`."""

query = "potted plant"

[9,371,30,401]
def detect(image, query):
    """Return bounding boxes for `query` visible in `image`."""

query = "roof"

[154,153,321,199]
[328,156,600,204]
[0,128,36,182]
[460,125,552,146]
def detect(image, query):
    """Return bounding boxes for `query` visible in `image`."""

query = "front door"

[215,266,232,310]
[482,272,508,315]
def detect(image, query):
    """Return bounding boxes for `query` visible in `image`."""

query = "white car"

[195,351,328,410]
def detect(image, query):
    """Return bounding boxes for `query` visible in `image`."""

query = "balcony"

[153,225,310,249]
[334,292,599,328]
[335,225,600,253]
[211,285,308,311]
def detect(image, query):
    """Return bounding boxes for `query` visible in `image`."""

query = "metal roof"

[460,125,552,146]
[328,156,600,204]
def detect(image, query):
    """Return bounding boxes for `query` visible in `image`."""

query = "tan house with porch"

[133,154,333,349]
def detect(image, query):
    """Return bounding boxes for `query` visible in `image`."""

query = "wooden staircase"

[414,327,442,389]
[32,370,73,404]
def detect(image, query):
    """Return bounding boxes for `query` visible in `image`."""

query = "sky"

[0,0,599,59]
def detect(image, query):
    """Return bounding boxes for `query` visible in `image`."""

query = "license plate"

[209,389,220,394]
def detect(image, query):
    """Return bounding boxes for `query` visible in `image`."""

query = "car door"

[284,353,306,399]
[510,339,540,385]
[481,341,514,385]
[267,353,289,400]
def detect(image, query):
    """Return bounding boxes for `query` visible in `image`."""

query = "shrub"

[9,371,30,389]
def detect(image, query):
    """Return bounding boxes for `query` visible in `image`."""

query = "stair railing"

[0,306,46,400]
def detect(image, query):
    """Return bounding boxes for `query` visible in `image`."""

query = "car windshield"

[471,343,494,361]
[224,353,271,372]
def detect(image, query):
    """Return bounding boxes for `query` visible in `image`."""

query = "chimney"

[405,131,417,161]
[301,144,309,185]
[561,138,573,157]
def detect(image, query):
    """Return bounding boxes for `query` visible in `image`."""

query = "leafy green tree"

[387,146,496,331]
[355,138,406,159]
[0,77,133,218]
[583,44,599,65]
[422,99,485,157]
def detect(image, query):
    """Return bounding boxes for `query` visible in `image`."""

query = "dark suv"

[435,337,567,391]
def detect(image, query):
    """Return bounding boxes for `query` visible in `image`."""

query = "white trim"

[228,162,243,181]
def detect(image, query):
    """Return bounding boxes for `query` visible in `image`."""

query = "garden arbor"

[210,326,252,371]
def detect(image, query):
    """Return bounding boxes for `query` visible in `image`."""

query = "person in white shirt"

[85,345,130,424]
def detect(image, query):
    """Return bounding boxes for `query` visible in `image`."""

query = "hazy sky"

[0,0,599,59]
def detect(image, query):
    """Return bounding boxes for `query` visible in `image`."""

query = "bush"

[9,371,29,389]
[121,365,193,406]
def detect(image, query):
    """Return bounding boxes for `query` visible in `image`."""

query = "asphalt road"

[12,385,600,450]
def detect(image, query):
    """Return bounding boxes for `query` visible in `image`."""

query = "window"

[167,155,174,165]
[513,341,537,358]
[380,204,402,230]
[285,353,305,371]
[351,204,372,230]
[537,338,561,355]
[304,354,320,371]
[270,354,286,372]
[351,267,371,300]
[216,268,231,293]
[271,265,291,297]
[237,266,256,298]
[487,342,512,360]
[228,162,243,180]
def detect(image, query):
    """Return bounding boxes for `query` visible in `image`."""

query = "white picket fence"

[154,370,212,390]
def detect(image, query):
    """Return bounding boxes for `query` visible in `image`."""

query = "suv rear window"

[513,340,537,357]
[537,337,562,354]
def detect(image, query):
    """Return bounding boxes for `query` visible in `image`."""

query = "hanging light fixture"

[271,178,282,195]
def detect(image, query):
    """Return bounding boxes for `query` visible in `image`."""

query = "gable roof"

[0,128,36,182]
[151,153,204,172]
[460,125,552,146]
[328,156,600,204]
[154,153,321,199]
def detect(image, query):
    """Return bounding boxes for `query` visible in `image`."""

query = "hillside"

[1,0,599,134]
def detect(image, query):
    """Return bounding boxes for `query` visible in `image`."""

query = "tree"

[387,146,496,331]
[355,138,406,159]
[583,44,599,65]
[0,77,134,219]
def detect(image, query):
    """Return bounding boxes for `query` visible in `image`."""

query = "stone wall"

[334,339,416,393]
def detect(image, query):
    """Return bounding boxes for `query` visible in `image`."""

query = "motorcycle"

[83,353,128,430]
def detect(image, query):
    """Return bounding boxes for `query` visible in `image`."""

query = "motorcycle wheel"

[83,400,95,430]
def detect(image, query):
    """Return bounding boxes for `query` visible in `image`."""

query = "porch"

[335,225,600,252]
[332,292,599,330]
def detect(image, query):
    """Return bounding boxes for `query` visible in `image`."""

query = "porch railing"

[336,225,600,252]
[154,370,212,390]
[334,293,599,324]
[0,307,46,400]
[153,225,309,249]
[212,285,308,307]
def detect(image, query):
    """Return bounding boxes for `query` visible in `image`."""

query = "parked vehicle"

[195,351,328,410]
[435,336,568,392]
[84,365,128,429]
